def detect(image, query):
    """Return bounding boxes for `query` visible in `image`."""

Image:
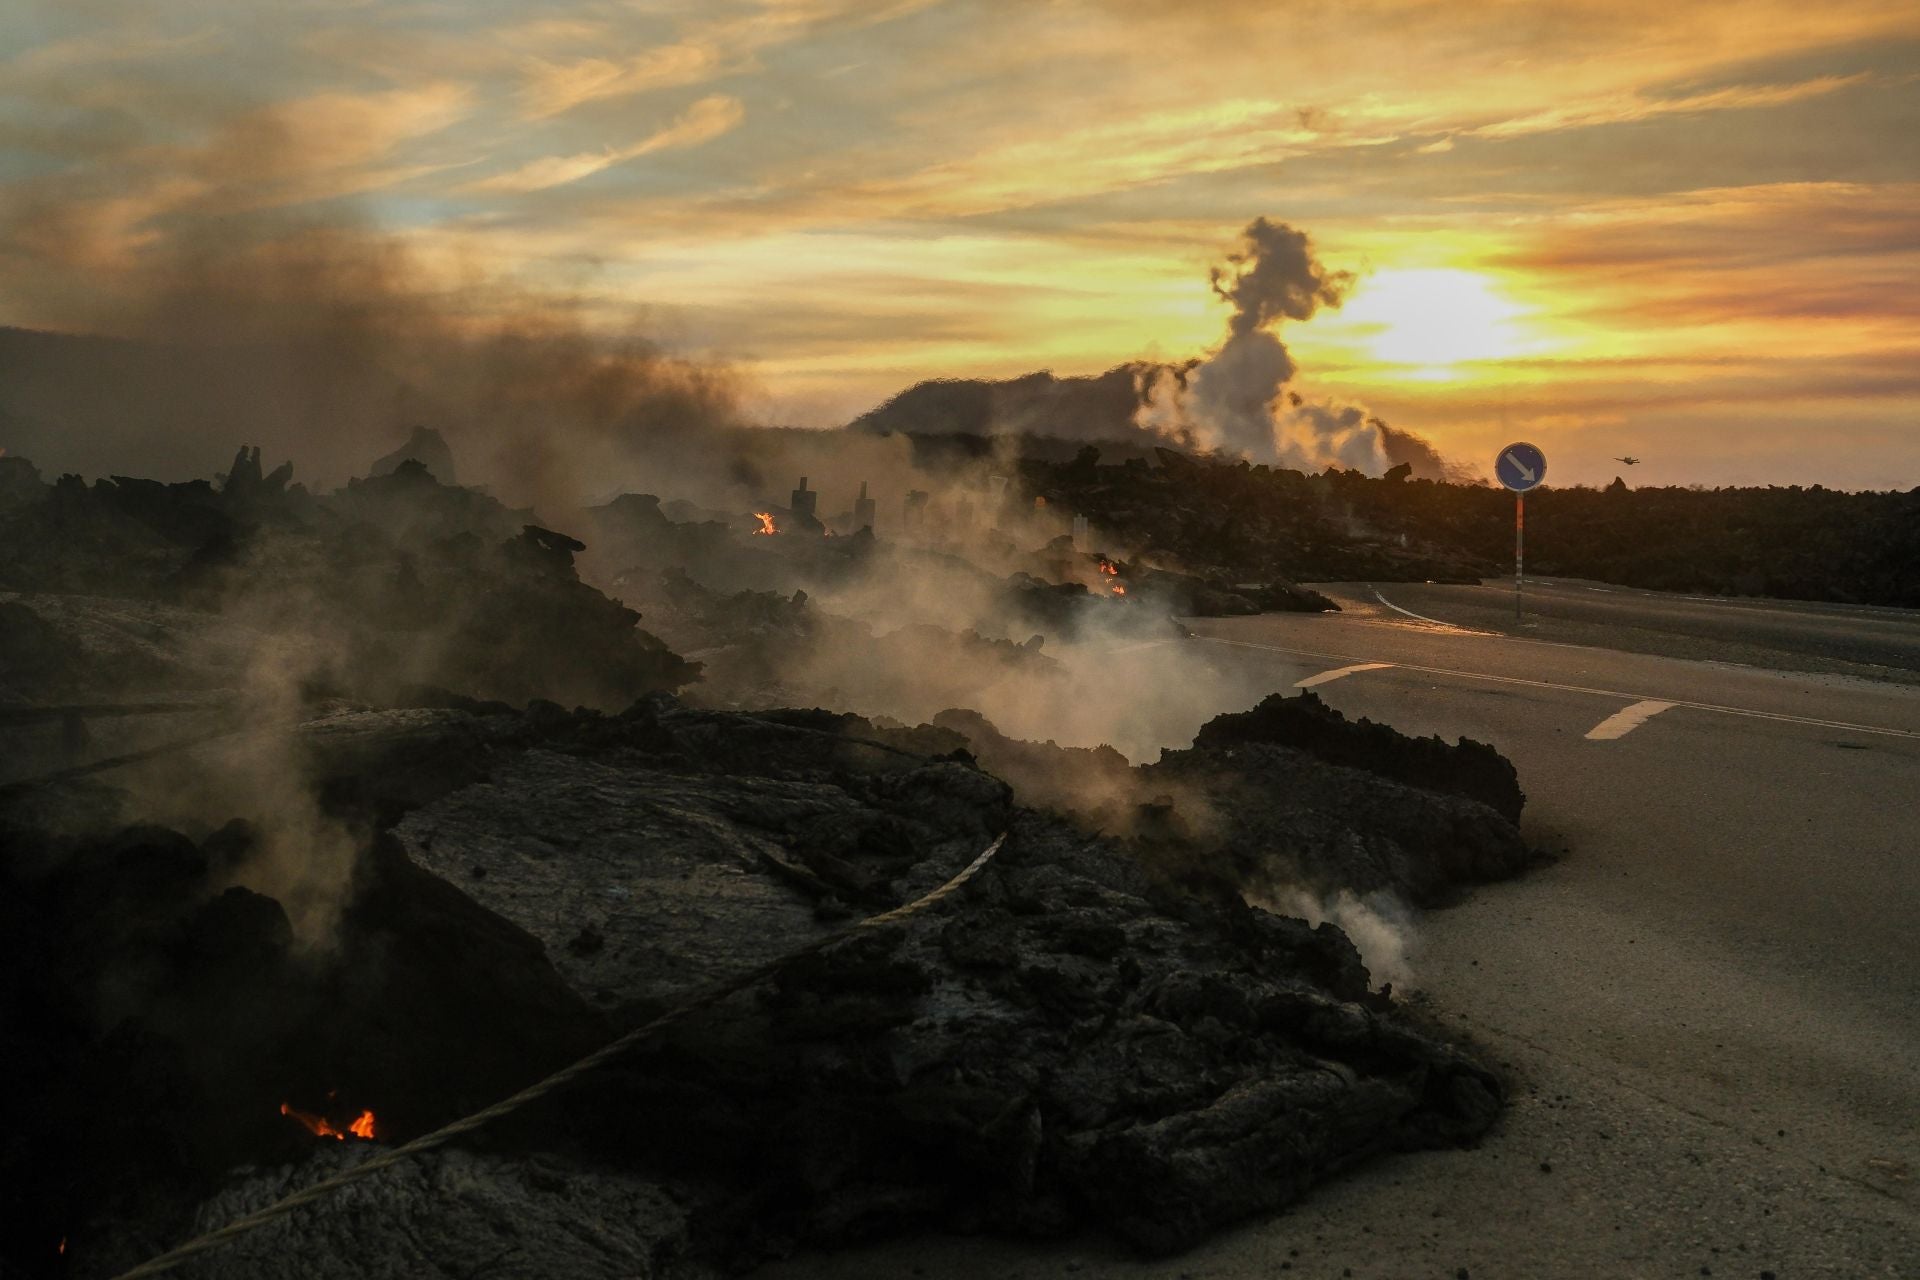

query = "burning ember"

[1111,583,1127,596]
[753,512,778,536]
[1097,557,1128,596]
[281,1101,377,1142]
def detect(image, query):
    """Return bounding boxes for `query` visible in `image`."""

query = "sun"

[1338,268,1529,376]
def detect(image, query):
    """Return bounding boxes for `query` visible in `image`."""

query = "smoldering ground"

[3,212,1445,966]
[575,435,1294,764]
[1255,887,1419,992]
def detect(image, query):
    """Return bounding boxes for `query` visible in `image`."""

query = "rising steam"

[4,209,1458,952]
[1256,886,1417,992]
[1136,218,1388,474]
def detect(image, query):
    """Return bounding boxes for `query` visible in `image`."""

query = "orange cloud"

[518,41,730,119]
[1469,72,1875,140]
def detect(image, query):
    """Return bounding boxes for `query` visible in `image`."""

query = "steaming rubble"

[0,434,1538,1278]
[5,693,1519,1277]
[936,691,1530,907]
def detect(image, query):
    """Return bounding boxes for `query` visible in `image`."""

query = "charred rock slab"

[74,1147,712,1280]
[27,698,1504,1277]
[931,694,1531,907]
[1194,690,1525,823]
[362,710,1501,1259]
[0,813,601,1279]
[393,748,1009,1018]
[1143,740,1532,905]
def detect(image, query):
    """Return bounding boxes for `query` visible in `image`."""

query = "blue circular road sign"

[1495,441,1548,492]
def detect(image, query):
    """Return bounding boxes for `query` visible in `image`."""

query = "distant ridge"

[849,364,1161,442]
[848,363,1467,481]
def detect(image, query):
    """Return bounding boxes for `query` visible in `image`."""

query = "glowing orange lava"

[753,512,777,535]
[281,1101,378,1142]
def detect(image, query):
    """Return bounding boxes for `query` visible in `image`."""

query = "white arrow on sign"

[1503,450,1536,483]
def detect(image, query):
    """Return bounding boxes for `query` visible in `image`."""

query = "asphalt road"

[763,580,1920,1279]
[1357,574,1920,684]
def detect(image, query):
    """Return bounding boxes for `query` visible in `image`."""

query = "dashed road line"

[1585,700,1675,740]
[1367,585,1457,626]
[1295,661,1393,689]
[1196,636,1918,741]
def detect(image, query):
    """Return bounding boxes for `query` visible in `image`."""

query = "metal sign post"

[1494,441,1547,622]
[1515,494,1524,620]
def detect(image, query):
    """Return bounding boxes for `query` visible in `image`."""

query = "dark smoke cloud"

[1375,419,1481,482]
[0,214,742,516]
[1210,216,1353,337]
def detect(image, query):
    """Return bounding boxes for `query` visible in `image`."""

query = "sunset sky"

[3,1,1917,488]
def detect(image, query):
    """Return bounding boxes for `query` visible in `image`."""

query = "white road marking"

[1296,662,1393,689]
[1368,587,1457,627]
[1195,636,1919,741]
[1585,699,1675,740]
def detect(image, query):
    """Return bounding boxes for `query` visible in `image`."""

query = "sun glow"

[1337,268,1533,377]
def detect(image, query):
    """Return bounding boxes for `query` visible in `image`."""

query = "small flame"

[281,1101,377,1142]
[753,512,777,536]
[1111,583,1127,596]
[1098,559,1118,576]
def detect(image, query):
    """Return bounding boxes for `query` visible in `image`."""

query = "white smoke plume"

[1259,886,1417,992]
[1279,394,1388,475]
[1137,218,1392,474]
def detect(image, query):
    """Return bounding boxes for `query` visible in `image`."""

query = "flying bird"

[1614,456,1640,465]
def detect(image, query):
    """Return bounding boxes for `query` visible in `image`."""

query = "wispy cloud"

[1469,72,1875,140]
[468,94,745,193]
[851,99,1332,217]
[510,0,937,118]
[518,41,731,119]
[6,23,219,76]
